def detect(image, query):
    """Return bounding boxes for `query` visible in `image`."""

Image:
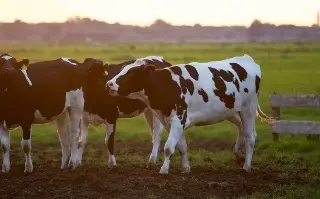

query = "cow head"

[83,58,107,94]
[83,58,105,78]
[0,53,30,95]
[106,59,156,97]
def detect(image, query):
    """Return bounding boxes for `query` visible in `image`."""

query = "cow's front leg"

[105,122,116,167]
[160,120,184,174]
[21,125,33,173]
[0,126,10,173]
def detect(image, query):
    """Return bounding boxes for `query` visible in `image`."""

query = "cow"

[0,53,104,173]
[77,57,172,167]
[106,54,275,174]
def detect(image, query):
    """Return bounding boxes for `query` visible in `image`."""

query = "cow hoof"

[181,166,191,174]
[147,158,157,169]
[24,165,33,173]
[159,166,169,174]
[108,155,116,167]
[108,162,117,168]
[1,165,10,173]
[68,161,80,170]
[243,164,252,172]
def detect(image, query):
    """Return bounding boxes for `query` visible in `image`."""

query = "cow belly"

[187,99,239,128]
[33,109,66,124]
[88,113,105,125]
[32,90,80,124]
[118,109,144,118]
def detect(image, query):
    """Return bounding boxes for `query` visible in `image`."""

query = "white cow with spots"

[106,55,275,174]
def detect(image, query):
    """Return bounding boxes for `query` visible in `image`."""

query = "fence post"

[271,92,280,142]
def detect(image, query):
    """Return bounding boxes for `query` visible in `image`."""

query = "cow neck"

[142,70,161,105]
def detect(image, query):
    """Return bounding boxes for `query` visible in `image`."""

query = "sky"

[1,0,320,26]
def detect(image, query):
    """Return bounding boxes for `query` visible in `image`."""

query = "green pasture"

[1,43,320,199]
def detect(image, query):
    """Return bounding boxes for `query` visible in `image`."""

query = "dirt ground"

[0,141,310,199]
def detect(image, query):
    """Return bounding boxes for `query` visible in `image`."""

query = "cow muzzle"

[106,81,118,96]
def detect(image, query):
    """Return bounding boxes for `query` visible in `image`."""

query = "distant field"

[1,43,320,199]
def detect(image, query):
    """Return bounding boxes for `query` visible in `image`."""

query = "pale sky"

[1,0,320,26]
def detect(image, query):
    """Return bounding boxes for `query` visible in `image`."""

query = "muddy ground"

[0,141,312,199]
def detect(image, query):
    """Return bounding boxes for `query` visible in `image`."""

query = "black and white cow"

[77,56,172,167]
[106,54,275,174]
[0,53,104,173]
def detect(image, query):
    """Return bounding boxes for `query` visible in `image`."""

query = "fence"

[269,93,320,141]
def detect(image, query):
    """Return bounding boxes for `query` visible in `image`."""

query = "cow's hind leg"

[144,108,163,167]
[68,93,84,169]
[76,111,90,166]
[176,133,190,173]
[0,127,10,173]
[55,111,71,170]
[228,113,245,165]
[239,100,258,172]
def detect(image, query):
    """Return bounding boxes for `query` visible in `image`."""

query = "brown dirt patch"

[0,141,310,199]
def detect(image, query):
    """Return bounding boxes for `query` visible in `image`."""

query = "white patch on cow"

[21,70,32,86]
[61,57,78,66]
[0,126,10,172]
[1,55,12,60]
[21,139,33,173]
[105,123,116,167]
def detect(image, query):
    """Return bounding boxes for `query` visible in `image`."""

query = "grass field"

[1,43,320,199]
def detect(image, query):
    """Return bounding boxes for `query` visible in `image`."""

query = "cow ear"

[144,64,156,74]
[18,58,29,70]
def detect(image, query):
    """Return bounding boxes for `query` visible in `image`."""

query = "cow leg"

[176,133,190,173]
[239,100,257,172]
[159,120,184,174]
[105,122,116,167]
[228,113,245,165]
[76,111,90,166]
[0,126,10,173]
[21,125,33,173]
[144,108,163,167]
[68,96,84,169]
[55,111,71,169]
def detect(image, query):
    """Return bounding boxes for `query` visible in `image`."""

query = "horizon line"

[1,17,319,28]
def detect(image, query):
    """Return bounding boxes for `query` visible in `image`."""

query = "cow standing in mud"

[0,54,104,173]
[106,55,275,174]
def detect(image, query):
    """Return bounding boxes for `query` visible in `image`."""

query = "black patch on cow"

[185,65,199,80]
[230,63,248,82]
[234,79,240,92]
[198,89,208,103]
[179,77,194,95]
[209,68,236,109]
[171,65,195,95]
[255,76,260,93]
[171,66,182,76]
[244,88,249,93]
[144,69,188,128]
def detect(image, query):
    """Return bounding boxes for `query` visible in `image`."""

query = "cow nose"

[107,82,113,87]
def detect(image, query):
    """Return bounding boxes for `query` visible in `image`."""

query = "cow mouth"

[108,90,118,96]
[106,86,118,96]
